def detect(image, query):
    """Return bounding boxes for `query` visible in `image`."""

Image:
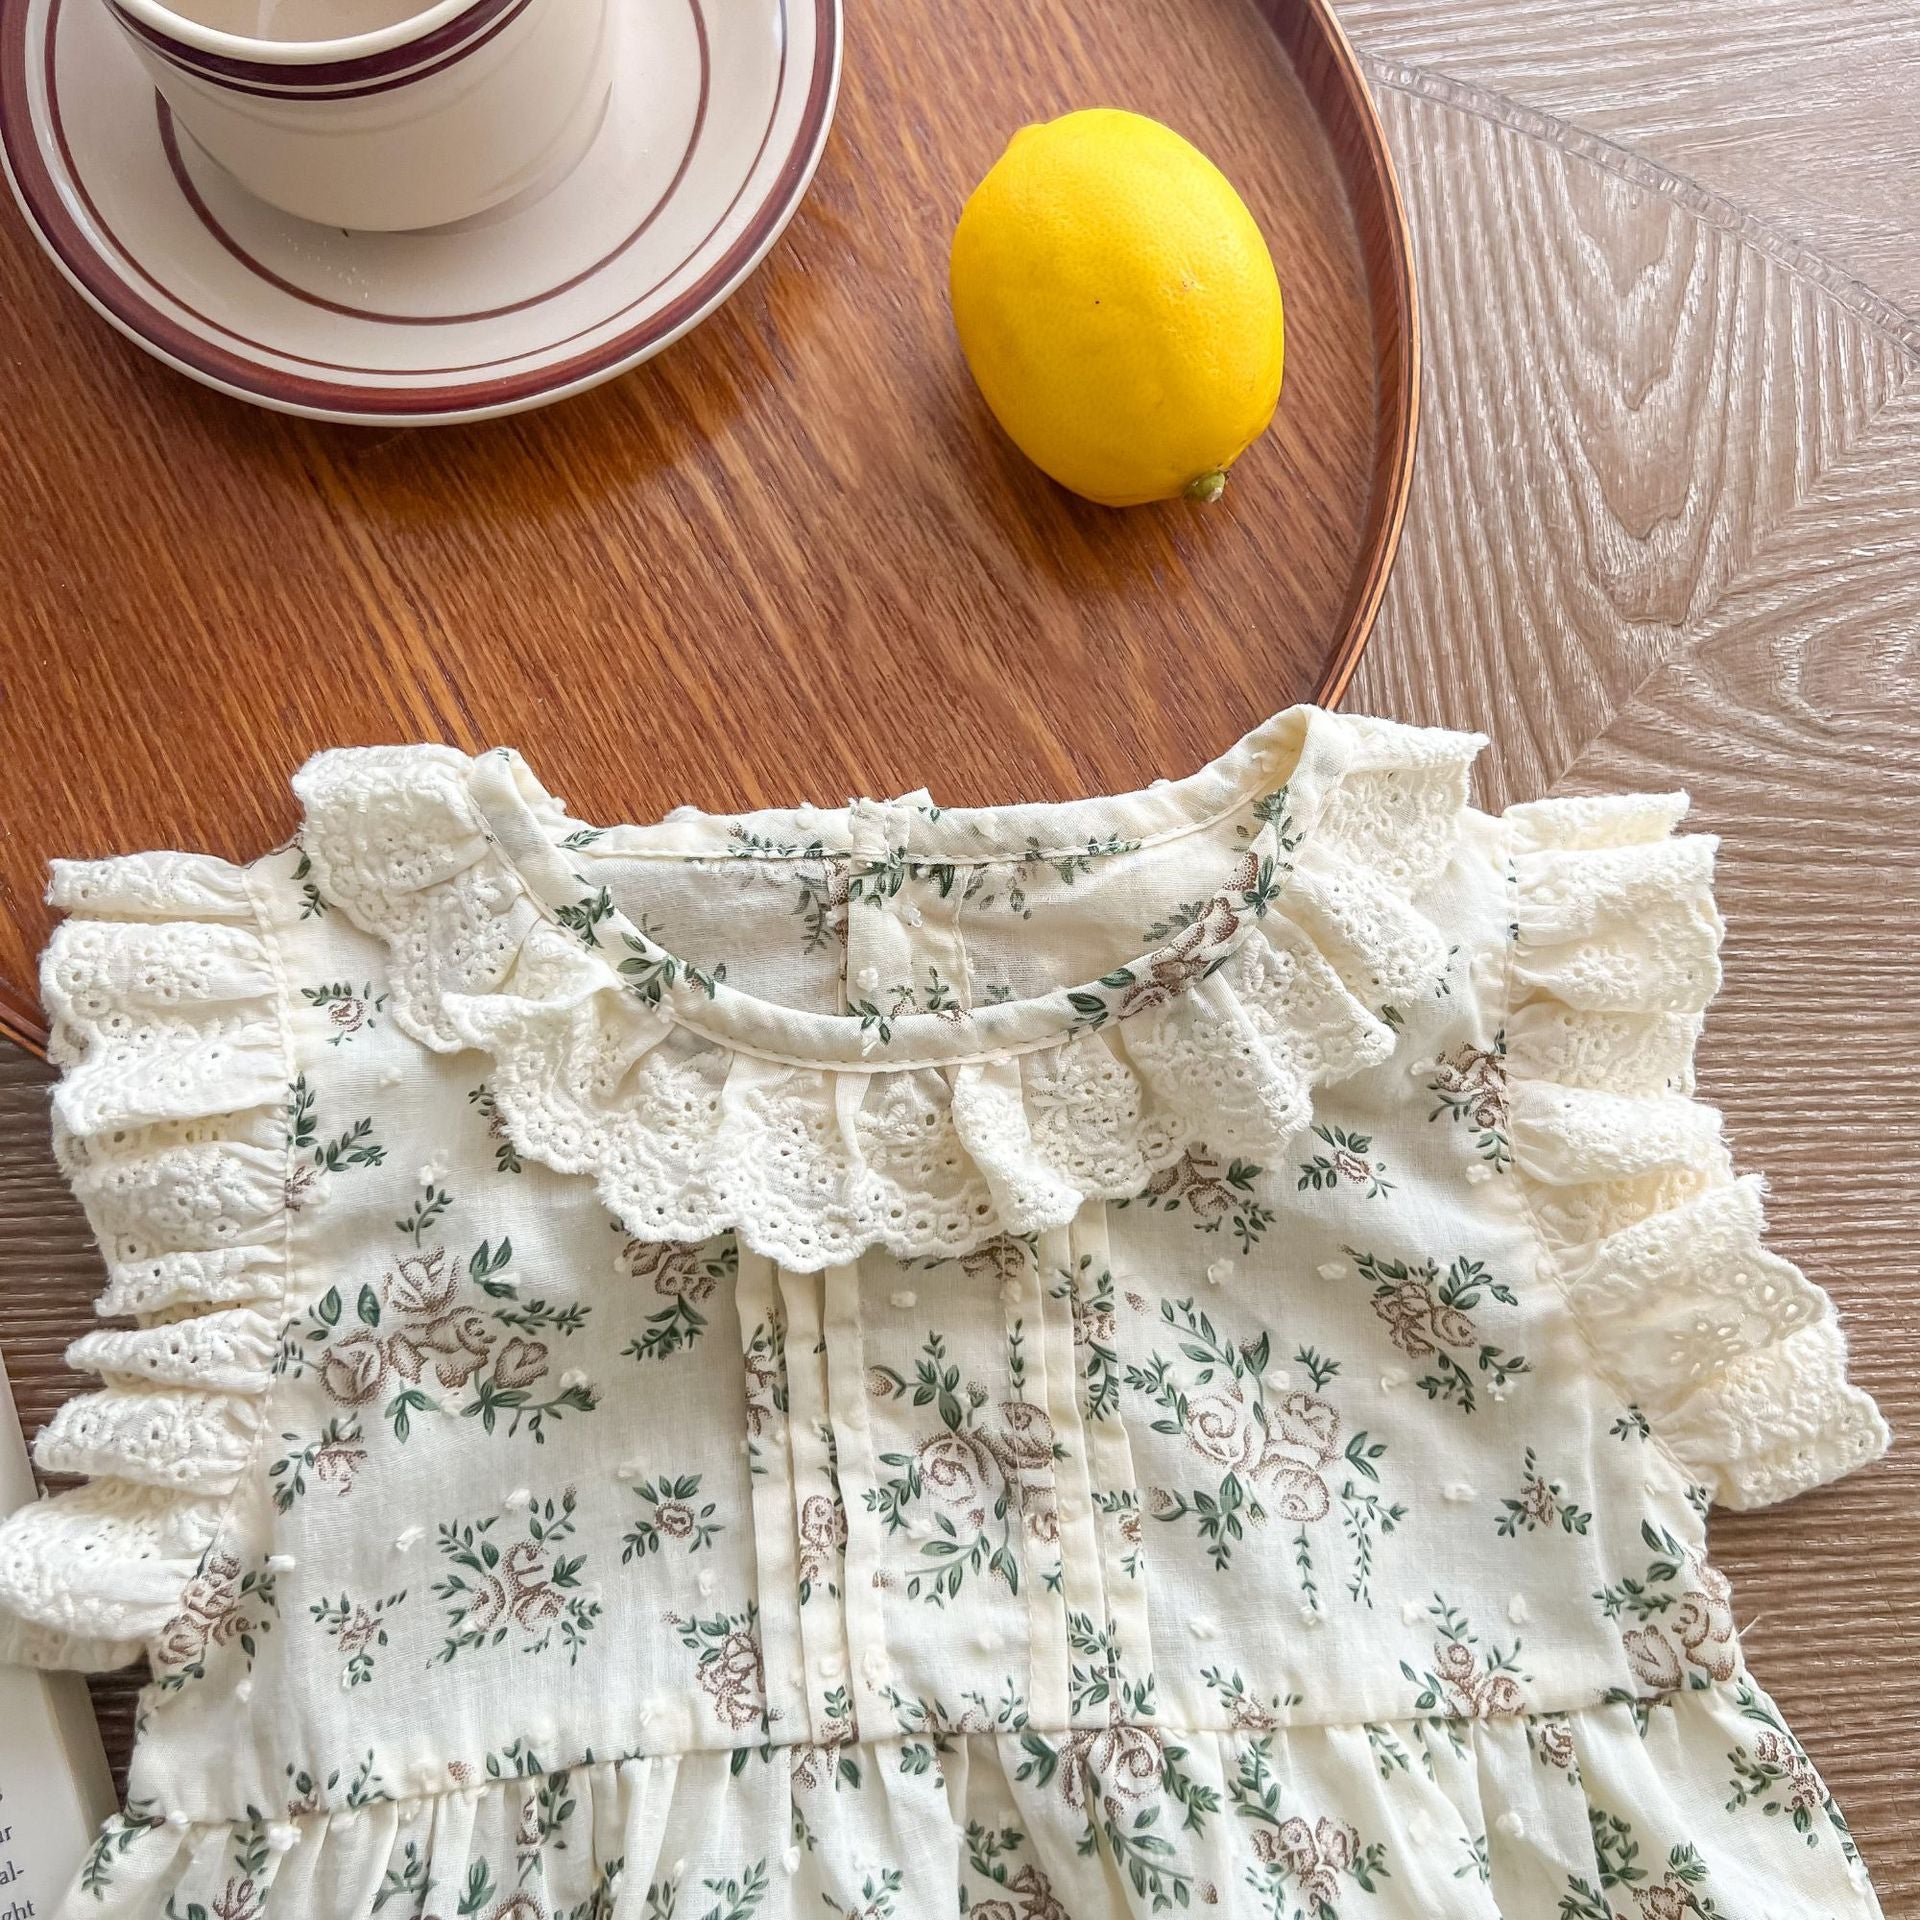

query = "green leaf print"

[431,1491,599,1666]
[1593,1520,1686,1621]
[1611,1405,1653,1442]
[1052,1255,1121,1422]
[284,1073,385,1191]
[621,1236,736,1363]
[1232,1737,1391,1920]
[373,1841,430,1912]
[864,1332,1044,1606]
[300,979,387,1045]
[697,1860,768,1920]
[1126,1299,1396,1601]
[286,1240,596,1453]
[1398,1595,1530,1719]
[623,1473,724,1559]
[1296,1124,1395,1199]
[456,1860,498,1915]
[1426,1034,1513,1172]
[268,1417,366,1510]
[1497,1448,1594,1537]
[1726,1679,1856,1855]
[1345,1247,1529,1413]
[822,1868,903,1919]
[466,1083,524,1174]
[555,883,614,944]
[619,934,723,1006]
[727,827,845,955]
[395,1184,454,1246]
[1124,1147,1275,1253]
[292,847,330,918]
[152,1549,278,1692]
[1066,1610,1156,1720]
[880,1677,1028,1744]
[309,1587,407,1688]
[79,1807,159,1897]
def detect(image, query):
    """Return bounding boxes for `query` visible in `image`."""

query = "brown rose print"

[1296,1123,1395,1200]
[1533,1717,1578,1773]
[622,1472,724,1560]
[283,1241,596,1456]
[788,1679,861,1795]
[1113,890,1245,1019]
[1205,1667,1300,1732]
[866,1331,1062,1605]
[1016,1723,1217,1910]
[1402,1598,1528,1719]
[741,1313,787,1474]
[300,980,388,1046]
[1496,1448,1593,1537]
[962,1823,1068,1920]
[1135,1300,1403,1603]
[310,1586,406,1687]
[1256,1816,1362,1910]
[431,1490,599,1666]
[153,1550,278,1692]
[1427,1037,1513,1171]
[1230,1738,1390,1916]
[797,1491,848,1603]
[1132,1146,1274,1254]
[959,1235,1034,1287]
[1600,1528,1744,1695]
[1726,1678,1844,1846]
[668,1604,776,1738]
[1568,1822,1726,1920]
[268,1416,368,1512]
[621,1235,737,1362]
[1348,1246,1529,1414]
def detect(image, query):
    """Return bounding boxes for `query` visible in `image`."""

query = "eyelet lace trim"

[0,855,292,1669]
[1506,796,1888,1510]
[294,720,1480,1270]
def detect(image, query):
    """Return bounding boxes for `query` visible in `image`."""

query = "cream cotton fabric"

[0,707,1891,1920]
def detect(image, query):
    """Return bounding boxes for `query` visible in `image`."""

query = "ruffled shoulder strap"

[1505,794,1888,1509]
[0,854,294,1668]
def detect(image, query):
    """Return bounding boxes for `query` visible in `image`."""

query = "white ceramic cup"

[104,0,612,231]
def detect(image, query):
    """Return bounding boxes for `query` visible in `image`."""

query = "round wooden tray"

[0,0,1416,1057]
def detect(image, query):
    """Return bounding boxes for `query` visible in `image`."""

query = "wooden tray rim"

[0,0,1418,1058]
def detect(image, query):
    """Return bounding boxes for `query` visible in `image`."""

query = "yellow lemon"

[950,109,1285,508]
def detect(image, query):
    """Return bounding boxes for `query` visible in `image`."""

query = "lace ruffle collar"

[293,709,1485,1268]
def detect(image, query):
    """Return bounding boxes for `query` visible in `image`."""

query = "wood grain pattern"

[1349,75,1915,800]
[1346,67,1920,1915]
[0,0,1418,1049]
[1340,0,1920,313]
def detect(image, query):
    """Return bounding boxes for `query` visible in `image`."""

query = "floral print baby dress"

[0,707,1890,1920]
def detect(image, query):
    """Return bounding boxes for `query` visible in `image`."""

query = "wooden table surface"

[0,0,1417,1043]
[3,0,1917,1909]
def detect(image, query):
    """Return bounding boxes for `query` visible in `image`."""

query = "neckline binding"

[464,705,1352,1071]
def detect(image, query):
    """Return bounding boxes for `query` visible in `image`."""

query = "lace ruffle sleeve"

[0,854,292,1668]
[1505,794,1889,1510]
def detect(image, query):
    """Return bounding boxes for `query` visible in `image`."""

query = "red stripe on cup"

[107,0,523,96]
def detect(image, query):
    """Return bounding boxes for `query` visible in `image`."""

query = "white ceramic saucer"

[0,0,841,422]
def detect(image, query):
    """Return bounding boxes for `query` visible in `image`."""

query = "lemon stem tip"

[1184,469,1229,504]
